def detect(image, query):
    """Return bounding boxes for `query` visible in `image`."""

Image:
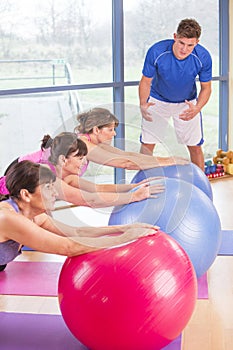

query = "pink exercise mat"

[0,261,62,296]
[0,260,208,298]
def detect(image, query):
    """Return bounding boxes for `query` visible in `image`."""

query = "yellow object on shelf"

[216,149,233,158]
[226,163,233,175]
[213,156,229,165]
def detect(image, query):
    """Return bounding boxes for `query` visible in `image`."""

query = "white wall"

[229,1,233,149]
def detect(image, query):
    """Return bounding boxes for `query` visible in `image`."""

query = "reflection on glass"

[124,82,219,166]
[124,0,219,81]
[0,0,112,87]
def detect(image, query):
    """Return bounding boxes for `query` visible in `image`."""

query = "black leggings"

[3,158,19,176]
[0,264,7,272]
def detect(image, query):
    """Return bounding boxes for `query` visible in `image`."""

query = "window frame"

[0,0,229,183]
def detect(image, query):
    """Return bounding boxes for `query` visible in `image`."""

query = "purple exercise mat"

[162,335,182,350]
[218,230,233,255]
[197,273,208,299]
[0,312,182,350]
[0,312,85,350]
[0,261,209,299]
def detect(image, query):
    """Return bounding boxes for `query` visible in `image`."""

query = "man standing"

[139,18,212,170]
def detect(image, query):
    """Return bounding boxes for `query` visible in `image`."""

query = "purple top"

[0,198,22,265]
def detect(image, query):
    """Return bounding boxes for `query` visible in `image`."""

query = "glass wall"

[124,0,219,80]
[124,0,220,171]
[0,0,112,88]
[0,0,223,183]
[0,91,76,174]
[0,88,115,179]
[0,0,114,180]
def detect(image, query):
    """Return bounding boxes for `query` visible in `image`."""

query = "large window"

[0,0,227,183]
[0,0,112,88]
[124,0,220,165]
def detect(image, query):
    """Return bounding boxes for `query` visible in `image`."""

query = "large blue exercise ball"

[109,178,221,277]
[131,163,213,201]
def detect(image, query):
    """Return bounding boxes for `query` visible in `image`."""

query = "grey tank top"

[0,198,22,265]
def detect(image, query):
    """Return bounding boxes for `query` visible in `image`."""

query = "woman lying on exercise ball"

[0,161,159,271]
[48,132,164,195]
[0,133,164,208]
[74,107,188,174]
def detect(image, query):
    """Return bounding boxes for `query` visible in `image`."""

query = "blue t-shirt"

[142,39,212,103]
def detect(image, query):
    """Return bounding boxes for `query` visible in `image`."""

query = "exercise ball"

[131,163,213,200]
[109,178,221,277]
[58,232,197,350]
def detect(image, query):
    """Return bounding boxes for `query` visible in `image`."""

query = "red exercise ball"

[58,231,197,350]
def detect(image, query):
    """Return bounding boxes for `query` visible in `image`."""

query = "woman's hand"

[134,176,164,186]
[131,178,165,201]
[156,156,189,166]
[123,222,159,231]
[118,222,159,244]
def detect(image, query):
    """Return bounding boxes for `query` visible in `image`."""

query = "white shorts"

[140,97,204,146]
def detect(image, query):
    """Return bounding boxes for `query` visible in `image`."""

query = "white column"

[229,1,233,149]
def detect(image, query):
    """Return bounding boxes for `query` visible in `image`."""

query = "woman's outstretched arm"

[0,209,158,256]
[54,177,164,208]
[64,173,165,194]
[83,139,188,170]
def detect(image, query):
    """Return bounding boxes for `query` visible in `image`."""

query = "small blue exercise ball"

[109,178,221,278]
[131,163,213,201]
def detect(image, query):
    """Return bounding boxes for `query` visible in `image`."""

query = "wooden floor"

[182,177,233,350]
[0,177,233,349]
